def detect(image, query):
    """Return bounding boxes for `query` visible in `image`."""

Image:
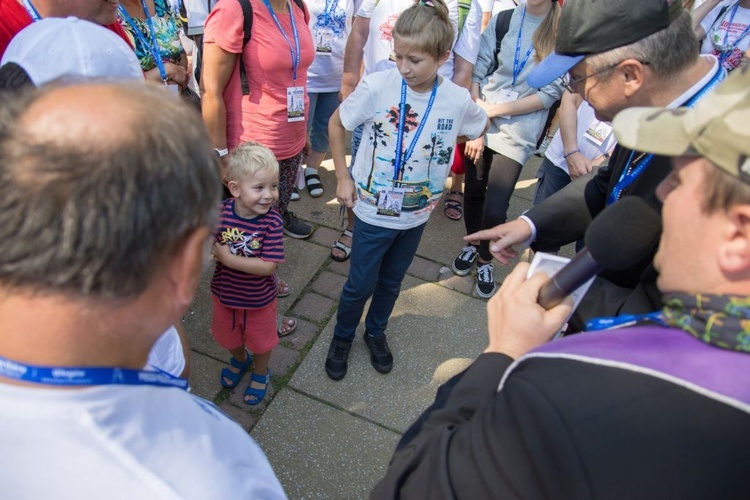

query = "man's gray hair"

[0,83,221,298]
[587,10,697,80]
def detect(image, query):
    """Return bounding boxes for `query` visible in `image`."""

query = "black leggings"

[463,148,523,262]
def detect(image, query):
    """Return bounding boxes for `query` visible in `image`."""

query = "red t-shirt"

[0,0,133,57]
[204,0,314,159]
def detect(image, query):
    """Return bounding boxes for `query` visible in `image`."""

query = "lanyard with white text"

[585,311,666,331]
[0,356,189,390]
[263,0,301,82]
[606,66,727,206]
[118,1,169,83]
[393,77,439,180]
[20,0,41,21]
[511,6,534,88]
[719,2,750,63]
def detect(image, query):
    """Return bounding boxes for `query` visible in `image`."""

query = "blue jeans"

[307,91,340,153]
[533,157,571,206]
[334,216,427,340]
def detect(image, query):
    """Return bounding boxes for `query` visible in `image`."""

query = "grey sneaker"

[452,245,478,276]
[283,211,312,239]
[476,262,497,298]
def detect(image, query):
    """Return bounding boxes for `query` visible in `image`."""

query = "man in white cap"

[0,81,285,497]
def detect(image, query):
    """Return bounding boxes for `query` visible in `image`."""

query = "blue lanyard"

[20,0,41,21]
[585,311,666,332]
[262,0,302,82]
[118,1,169,83]
[607,66,727,206]
[719,2,750,63]
[0,355,189,390]
[511,6,534,88]
[393,77,439,180]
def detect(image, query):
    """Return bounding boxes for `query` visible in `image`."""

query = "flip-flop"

[305,171,324,198]
[244,369,270,406]
[277,279,291,298]
[220,351,253,389]
[443,191,463,221]
[278,317,298,337]
[330,229,353,262]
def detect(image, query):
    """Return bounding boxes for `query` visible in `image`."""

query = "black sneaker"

[476,262,497,298]
[364,331,393,374]
[283,211,313,239]
[452,245,478,276]
[325,337,353,380]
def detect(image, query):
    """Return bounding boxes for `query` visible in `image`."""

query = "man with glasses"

[466,0,724,329]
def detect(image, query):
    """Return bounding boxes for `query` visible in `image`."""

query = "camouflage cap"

[613,64,750,184]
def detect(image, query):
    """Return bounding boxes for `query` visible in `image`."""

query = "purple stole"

[499,326,750,413]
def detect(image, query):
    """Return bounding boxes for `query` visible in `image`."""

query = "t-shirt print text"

[436,118,453,132]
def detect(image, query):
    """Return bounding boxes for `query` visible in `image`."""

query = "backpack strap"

[457,0,472,36]
[237,0,308,95]
[491,8,513,74]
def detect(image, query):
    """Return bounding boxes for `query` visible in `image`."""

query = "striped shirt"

[210,199,284,309]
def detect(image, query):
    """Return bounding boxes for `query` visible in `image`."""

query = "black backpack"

[237,0,309,94]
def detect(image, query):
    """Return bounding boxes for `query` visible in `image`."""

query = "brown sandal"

[444,191,463,221]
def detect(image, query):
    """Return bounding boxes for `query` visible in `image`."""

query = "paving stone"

[218,402,258,433]
[278,318,319,351]
[268,344,302,379]
[188,351,226,403]
[290,293,335,323]
[251,389,400,499]
[407,255,442,282]
[309,225,341,249]
[310,271,346,299]
[437,267,475,295]
[327,257,350,276]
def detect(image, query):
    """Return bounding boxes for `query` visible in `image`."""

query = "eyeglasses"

[561,60,650,93]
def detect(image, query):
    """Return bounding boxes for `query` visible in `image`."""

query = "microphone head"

[584,196,662,270]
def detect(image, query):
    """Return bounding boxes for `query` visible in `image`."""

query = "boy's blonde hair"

[226,141,279,182]
[392,0,454,60]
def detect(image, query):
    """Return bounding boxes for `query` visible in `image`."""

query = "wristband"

[563,149,580,159]
[214,148,229,158]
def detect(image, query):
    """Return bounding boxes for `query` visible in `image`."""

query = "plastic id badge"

[496,88,519,119]
[314,26,334,54]
[376,187,405,219]
[584,120,613,147]
[287,86,305,122]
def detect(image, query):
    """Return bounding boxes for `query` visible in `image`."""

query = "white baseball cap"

[1,16,144,86]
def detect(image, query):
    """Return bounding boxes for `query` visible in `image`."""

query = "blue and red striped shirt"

[210,199,284,309]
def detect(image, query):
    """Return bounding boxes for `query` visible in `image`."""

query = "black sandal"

[305,171,324,198]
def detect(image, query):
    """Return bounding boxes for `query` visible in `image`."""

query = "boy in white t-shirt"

[326,0,488,381]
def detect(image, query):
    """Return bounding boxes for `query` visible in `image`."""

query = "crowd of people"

[0,0,749,497]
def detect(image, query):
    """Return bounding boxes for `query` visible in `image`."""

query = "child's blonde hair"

[226,141,279,182]
[392,0,454,60]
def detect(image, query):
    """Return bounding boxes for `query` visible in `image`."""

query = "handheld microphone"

[537,197,662,309]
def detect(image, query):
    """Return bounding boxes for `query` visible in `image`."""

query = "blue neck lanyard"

[393,77,439,180]
[20,0,41,21]
[262,0,301,82]
[585,311,665,332]
[118,1,169,83]
[512,6,535,88]
[0,355,188,390]
[606,66,727,206]
[719,2,750,63]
